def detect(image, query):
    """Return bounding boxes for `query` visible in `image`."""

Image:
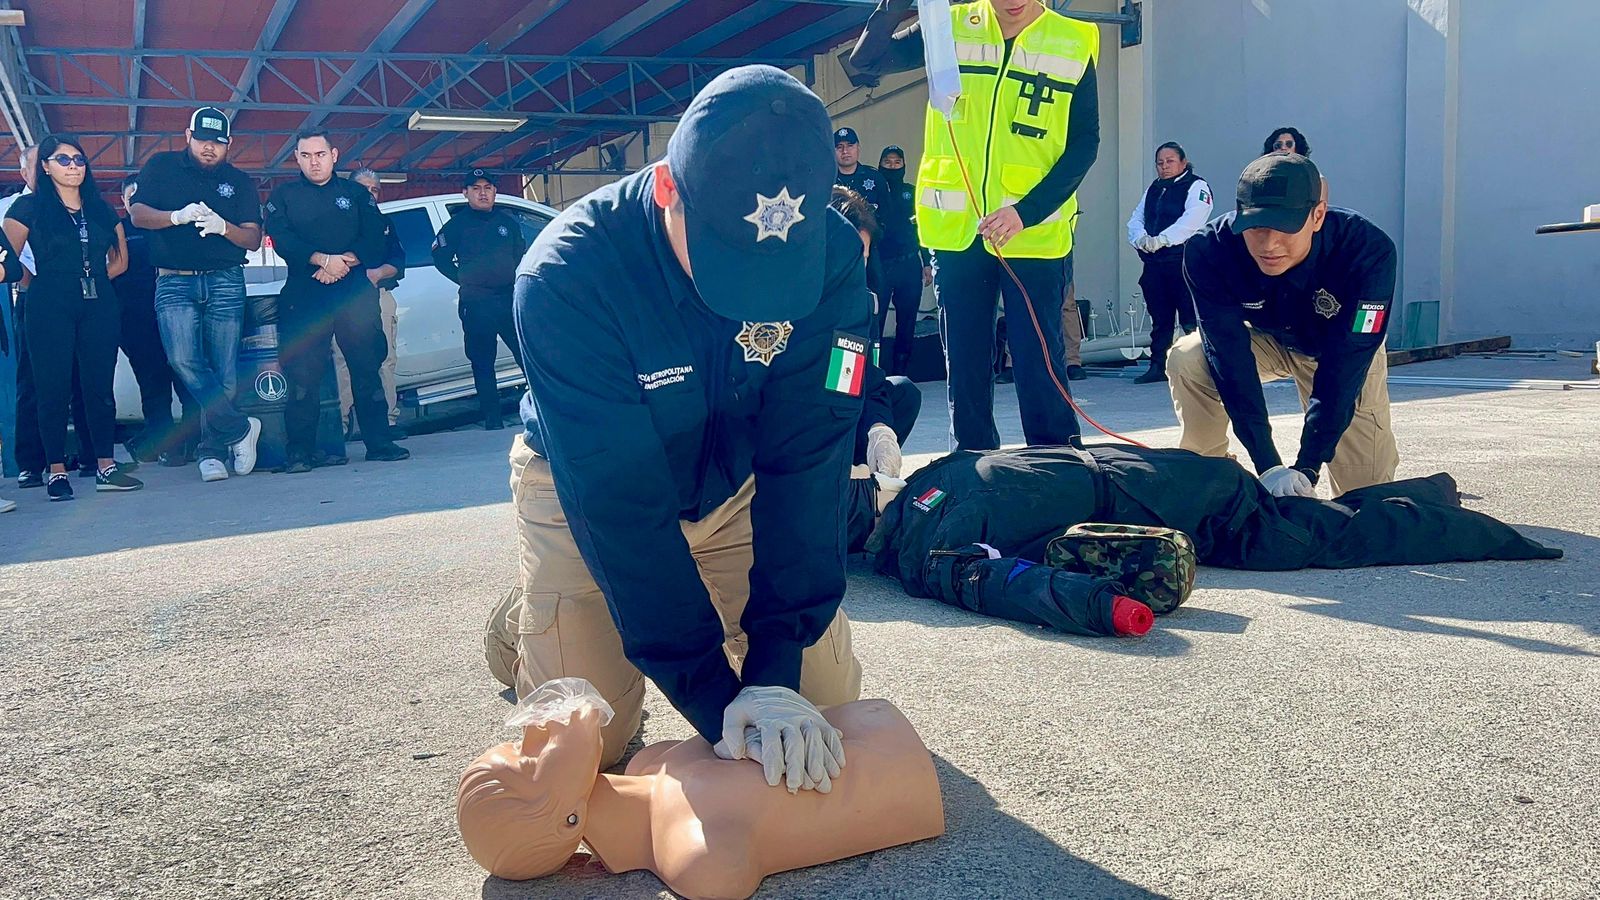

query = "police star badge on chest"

[1313,288,1341,319]
[735,321,793,366]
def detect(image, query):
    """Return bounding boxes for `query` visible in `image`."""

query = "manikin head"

[294,130,338,186]
[457,685,610,881]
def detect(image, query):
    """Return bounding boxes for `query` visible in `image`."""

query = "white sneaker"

[0,496,14,514]
[231,416,262,476]
[199,459,229,482]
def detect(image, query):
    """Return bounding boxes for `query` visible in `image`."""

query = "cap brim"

[1232,205,1311,234]
[684,212,824,322]
[192,130,229,144]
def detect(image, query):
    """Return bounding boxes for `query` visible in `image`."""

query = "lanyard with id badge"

[72,208,97,300]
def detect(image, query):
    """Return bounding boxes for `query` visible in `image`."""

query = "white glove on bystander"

[170,202,209,226]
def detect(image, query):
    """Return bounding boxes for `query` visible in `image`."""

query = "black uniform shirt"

[431,206,525,294]
[133,149,260,270]
[112,215,157,301]
[1183,208,1398,475]
[876,172,926,264]
[514,165,871,743]
[372,213,406,292]
[263,173,387,297]
[834,164,890,214]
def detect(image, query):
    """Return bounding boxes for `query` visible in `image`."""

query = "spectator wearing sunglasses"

[1,134,139,501]
[1262,127,1312,157]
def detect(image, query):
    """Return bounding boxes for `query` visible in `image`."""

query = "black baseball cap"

[666,65,833,322]
[463,168,494,189]
[1232,153,1322,233]
[833,126,859,146]
[879,144,905,161]
[189,107,231,144]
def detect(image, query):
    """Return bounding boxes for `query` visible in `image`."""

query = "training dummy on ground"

[862,445,1560,628]
[458,679,944,900]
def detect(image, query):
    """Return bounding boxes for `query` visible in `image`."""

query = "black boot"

[1133,366,1167,384]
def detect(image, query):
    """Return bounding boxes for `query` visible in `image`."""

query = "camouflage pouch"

[1044,524,1197,615]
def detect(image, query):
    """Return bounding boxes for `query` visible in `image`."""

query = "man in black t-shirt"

[115,175,197,465]
[128,107,264,483]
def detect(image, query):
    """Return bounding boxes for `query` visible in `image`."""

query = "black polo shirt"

[431,206,525,294]
[1183,207,1397,476]
[514,164,871,743]
[263,173,387,301]
[834,164,889,213]
[133,149,260,271]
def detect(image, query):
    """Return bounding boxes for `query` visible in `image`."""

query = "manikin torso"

[581,700,944,900]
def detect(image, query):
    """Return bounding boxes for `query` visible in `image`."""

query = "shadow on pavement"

[478,753,1168,900]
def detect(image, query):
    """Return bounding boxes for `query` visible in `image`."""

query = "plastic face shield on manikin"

[456,679,616,880]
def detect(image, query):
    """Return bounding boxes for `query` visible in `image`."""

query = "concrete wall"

[1440,0,1600,347]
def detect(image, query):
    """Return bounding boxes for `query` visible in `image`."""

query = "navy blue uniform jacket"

[1183,208,1397,476]
[514,165,872,742]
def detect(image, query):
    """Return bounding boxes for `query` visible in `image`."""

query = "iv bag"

[918,0,962,118]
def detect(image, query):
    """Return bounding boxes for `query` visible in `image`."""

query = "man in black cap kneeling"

[431,169,527,429]
[1169,153,1400,498]
[484,66,867,792]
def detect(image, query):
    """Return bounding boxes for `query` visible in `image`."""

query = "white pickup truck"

[115,193,560,421]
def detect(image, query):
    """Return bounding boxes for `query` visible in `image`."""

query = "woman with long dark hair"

[2,133,138,501]
[1262,126,1312,157]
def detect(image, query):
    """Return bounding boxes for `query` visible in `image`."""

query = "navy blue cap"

[879,144,905,161]
[667,65,833,322]
[1233,153,1322,234]
[463,168,494,189]
[833,126,859,146]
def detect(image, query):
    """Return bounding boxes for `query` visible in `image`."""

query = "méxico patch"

[1352,302,1387,334]
[911,487,947,513]
[825,331,868,397]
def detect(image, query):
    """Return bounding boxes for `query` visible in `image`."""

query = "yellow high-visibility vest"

[917,0,1098,258]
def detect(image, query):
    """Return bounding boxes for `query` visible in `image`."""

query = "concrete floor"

[2,353,1596,900]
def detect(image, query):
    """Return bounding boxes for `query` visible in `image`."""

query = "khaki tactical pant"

[1166,330,1399,495]
[334,287,399,426]
[1062,280,1084,367]
[487,435,863,769]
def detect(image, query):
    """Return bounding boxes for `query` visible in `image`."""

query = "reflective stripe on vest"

[916,1,1098,259]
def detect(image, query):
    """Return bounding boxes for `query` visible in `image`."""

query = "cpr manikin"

[458,679,944,900]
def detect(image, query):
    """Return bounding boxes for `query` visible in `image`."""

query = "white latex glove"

[170,202,208,226]
[866,423,902,478]
[715,685,845,794]
[1148,234,1172,251]
[195,209,227,237]
[1131,232,1152,251]
[1259,465,1317,498]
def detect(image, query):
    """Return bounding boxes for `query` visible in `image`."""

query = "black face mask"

[881,164,906,184]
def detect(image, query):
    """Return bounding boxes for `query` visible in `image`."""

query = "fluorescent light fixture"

[408,110,527,133]
[377,173,408,184]
[0,11,25,26]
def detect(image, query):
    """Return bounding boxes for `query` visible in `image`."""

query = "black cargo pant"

[933,238,1079,450]
[1138,257,1196,373]
[877,252,924,376]
[459,287,524,421]
[278,279,391,460]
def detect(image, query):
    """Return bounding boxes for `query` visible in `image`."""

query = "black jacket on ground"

[867,445,1560,600]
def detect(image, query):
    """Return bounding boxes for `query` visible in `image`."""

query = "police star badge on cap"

[743,188,806,242]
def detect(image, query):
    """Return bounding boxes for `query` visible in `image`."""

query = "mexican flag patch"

[911,487,947,513]
[1352,303,1387,334]
[825,331,868,397]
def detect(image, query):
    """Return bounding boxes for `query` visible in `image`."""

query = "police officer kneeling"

[1171,154,1399,497]
[431,169,526,430]
[486,67,865,791]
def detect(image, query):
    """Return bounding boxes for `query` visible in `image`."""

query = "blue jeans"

[155,268,248,461]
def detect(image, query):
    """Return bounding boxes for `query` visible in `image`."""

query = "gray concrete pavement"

[2,354,1596,899]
